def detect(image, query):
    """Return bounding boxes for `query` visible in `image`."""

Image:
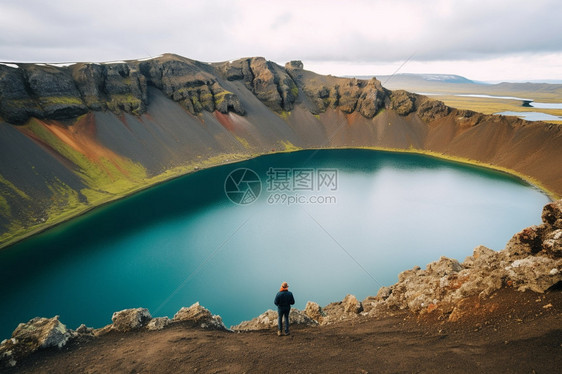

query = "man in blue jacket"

[274,281,295,336]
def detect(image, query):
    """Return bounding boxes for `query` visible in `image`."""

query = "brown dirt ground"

[7,288,561,374]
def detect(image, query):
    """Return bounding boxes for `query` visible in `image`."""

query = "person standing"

[274,281,295,336]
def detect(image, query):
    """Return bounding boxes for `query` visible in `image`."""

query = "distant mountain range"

[357,73,475,85]
[355,73,562,86]
[354,73,562,99]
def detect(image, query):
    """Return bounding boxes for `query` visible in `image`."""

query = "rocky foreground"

[1,200,561,371]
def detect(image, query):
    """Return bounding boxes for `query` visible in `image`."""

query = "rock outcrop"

[303,301,325,323]
[366,200,562,318]
[0,54,393,124]
[318,294,364,325]
[231,309,318,331]
[0,55,251,125]
[0,303,227,368]
[0,316,71,368]
[111,308,152,332]
[172,302,228,331]
[146,317,171,331]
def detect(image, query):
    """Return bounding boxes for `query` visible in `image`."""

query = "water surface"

[0,149,549,337]
[495,111,561,121]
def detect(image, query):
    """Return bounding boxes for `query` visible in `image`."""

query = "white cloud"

[0,0,561,81]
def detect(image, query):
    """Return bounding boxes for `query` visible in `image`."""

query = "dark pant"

[278,307,290,333]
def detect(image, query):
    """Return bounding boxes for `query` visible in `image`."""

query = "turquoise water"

[0,149,550,338]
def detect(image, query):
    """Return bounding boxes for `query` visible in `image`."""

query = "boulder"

[342,294,363,314]
[0,316,71,368]
[375,286,392,300]
[473,245,495,260]
[285,60,304,70]
[505,225,546,256]
[232,309,278,331]
[75,324,95,335]
[542,229,562,256]
[337,79,361,113]
[304,301,325,323]
[361,296,379,314]
[13,316,70,349]
[232,308,318,331]
[426,257,463,276]
[416,98,451,121]
[321,294,364,324]
[542,200,562,228]
[111,308,152,332]
[173,302,227,331]
[146,317,171,331]
[504,256,562,292]
[389,90,417,116]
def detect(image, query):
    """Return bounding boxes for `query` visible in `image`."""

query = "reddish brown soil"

[8,288,561,374]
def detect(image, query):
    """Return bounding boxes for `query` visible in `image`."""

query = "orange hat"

[281,282,288,288]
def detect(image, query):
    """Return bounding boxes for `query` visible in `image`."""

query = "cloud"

[0,0,561,80]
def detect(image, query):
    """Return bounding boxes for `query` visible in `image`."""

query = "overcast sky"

[1,0,561,82]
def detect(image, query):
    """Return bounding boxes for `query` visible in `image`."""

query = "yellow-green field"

[429,95,562,124]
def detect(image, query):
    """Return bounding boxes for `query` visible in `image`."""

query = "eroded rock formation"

[172,302,227,331]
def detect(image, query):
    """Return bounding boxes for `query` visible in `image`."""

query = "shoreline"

[1,146,557,251]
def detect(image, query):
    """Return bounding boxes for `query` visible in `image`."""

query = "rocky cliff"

[1,54,561,246]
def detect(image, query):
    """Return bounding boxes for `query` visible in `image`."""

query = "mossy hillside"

[279,140,300,152]
[24,119,147,192]
[0,195,10,217]
[0,174,30,200]
[235,136,251,149]
[26,120,113,187]
[39,96,84,107]
[0,149,255,249]
[0,174,30,227]
[277,111,291,120]
[290,85,299,99]
[213,90,233,107]
[0,173,86,247]
[107,94,144,116]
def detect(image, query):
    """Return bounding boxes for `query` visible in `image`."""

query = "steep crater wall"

[0,54,561,246]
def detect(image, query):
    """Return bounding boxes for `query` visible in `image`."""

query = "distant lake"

[528,102,562,109]
[419,92,562,111]
[495,111,562,122]
[0,149,549,338]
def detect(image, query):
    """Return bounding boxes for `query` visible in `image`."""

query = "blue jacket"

[274,290,295,310]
